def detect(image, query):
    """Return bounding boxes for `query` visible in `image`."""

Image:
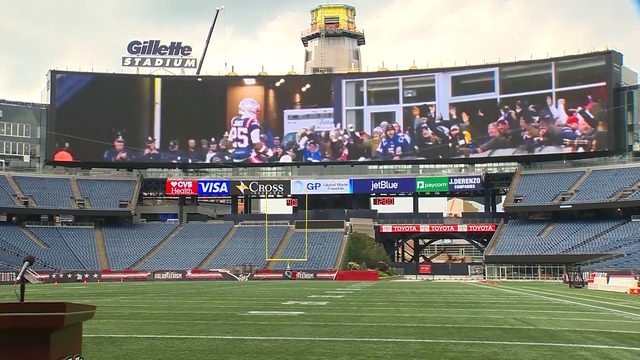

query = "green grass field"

[2,280,640,359]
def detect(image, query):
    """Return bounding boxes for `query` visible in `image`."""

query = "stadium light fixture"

[243,78,256,85]
[301,87,307,92]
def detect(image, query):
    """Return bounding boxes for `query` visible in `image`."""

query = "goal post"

[265,189,308,269]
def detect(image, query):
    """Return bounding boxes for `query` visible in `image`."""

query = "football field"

[2,280,640,359]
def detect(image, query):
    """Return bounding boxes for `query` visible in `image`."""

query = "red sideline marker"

[54,281,58,286]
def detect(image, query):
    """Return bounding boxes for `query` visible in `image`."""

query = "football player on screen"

[229,98,272,163]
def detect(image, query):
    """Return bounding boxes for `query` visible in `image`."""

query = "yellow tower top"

[301,3,365,47]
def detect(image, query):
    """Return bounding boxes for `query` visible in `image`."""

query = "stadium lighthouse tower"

[300,3,365,74]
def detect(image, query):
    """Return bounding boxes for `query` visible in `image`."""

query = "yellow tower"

[300,3,365,74]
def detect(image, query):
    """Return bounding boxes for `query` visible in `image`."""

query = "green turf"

[2,280,640,359]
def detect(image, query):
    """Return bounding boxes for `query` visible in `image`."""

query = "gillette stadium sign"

[121,40,198,68]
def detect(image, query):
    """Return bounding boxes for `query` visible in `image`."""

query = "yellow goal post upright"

[265,188,308,269]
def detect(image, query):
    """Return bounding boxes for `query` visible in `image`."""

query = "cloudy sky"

[1,0,639,102]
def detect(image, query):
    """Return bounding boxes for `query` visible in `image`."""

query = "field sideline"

[2,281,640,359]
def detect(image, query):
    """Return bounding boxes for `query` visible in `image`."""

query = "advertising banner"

[351,178,415,194]
[166,179,230,196]
[416,175,482,193]
[230,180,290,196]
[416,177,449,192]
[379,224,496,233]
[291,179,351,195]
[419,264,432,274]
[251,270,337,280]
[166,179,198,196]
[448,176,482,192]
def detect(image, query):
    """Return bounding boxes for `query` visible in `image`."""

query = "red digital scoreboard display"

[373,197,395,206]
[286,198,298,207]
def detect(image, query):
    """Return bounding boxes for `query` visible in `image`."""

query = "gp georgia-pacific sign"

[121,40,198,68]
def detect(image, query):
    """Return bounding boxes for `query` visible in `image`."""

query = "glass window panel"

[10,142,17,155]
[370,111,397,133]
[24,124,31,138]
[367,78,400,105]
[451,71,495,97]
[346,109,363,132]
[555,56,606,88]
[499,63,552,95]
[345,81,364,107]
[24,143,30,156]
[0,122,4,135]
[11,123,18,136]
[16,142,23,155]
[18,124,24,137]
[4,142,9,154]
[403,75,436,103]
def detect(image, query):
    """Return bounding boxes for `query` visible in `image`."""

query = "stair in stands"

[5,175,25,207]
[266,226,296,270]
[20,226,47,248]
[503,169,522,205]
[130,179,141,211]
[483,219,507,256]
[555,170,592,203]
[538,221,556,237]
[334,234,349,269]
[69,178,83,209]
[132,224,184,270]
[197,226,239,269]
[561,220,630,254]
[94,224,110,270]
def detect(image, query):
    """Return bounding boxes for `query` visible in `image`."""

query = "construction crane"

[196,5,225,76]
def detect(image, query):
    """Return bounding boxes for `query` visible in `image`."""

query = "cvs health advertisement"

[291,179,351,195]
[351,178,416,194]
[165,179,230,196]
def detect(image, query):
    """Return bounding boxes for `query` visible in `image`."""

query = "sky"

[1,0,639,102]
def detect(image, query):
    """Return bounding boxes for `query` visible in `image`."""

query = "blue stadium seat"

[272,231,344,270]
[510,171,584,206]
[569,167,640,204]
[138,222,234,270]
[77,179,137,211]
[27,226,100,270]
[13,176,74,209]
[206,226,287,269]
[0,176,19,208]
[102,223,178,270]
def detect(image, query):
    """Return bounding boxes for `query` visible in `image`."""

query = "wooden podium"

[0,302,96,360]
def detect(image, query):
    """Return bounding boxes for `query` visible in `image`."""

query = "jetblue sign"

[351,178,416,194]
[122,40,198,68]
[291,179,351,195]
[198,180,230,195]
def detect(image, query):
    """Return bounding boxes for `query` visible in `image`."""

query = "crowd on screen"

[74,94,606,164]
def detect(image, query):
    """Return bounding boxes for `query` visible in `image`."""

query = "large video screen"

[48,53,612,165]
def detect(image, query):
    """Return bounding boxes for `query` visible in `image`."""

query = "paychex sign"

[416,175,482,193]
[291,179,351,195]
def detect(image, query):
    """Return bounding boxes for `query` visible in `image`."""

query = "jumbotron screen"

[47,53,612,166]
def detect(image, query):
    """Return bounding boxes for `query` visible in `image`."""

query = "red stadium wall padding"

[101,269,111,274]
[334,270,379,281]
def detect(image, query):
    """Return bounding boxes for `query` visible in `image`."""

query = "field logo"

[416,177,449,193]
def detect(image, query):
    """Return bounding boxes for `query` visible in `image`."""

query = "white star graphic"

[93,274,98,278]
[51,274,57,279]
[67,273,72,278]
[84,274,89,278]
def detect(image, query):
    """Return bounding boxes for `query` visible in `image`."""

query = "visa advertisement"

[165,179,230,196]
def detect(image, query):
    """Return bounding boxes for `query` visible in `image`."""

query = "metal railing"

[301,25,364,37]
[25,221,94,227]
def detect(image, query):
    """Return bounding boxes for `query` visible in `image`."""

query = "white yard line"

[91,319,640,334]
[82,334,640,351]
[511,288,640,310]
[473,284,640,318]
